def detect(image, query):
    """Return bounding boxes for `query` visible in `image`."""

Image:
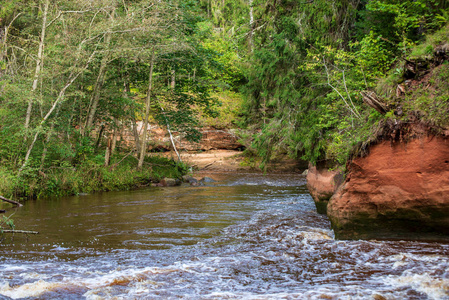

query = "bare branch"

[322,58,361,119]
[1,230,39,234]
[0,196,22,207]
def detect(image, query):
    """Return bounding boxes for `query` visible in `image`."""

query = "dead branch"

[109,150,135,170]
[1,230,39,234]
[0,196,23,207]
[361,91,387,114]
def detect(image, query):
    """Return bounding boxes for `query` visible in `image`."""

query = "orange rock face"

[306,163,344,214]
[119,123,243,152]
[328,136,449,240]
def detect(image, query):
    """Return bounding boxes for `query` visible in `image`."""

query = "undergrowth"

[0,155,187,199]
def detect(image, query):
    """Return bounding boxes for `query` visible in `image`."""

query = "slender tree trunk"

[84,9,114,134]
[25,0,49,131]
[249,0,254,52]
[156,99,182,162]
[105,118,118,166]
[111,118,118,156]
[40,119,56,170]
[137,48,155,170]
[104,136,112,167]
[131,113,141,156]
[95,124,105,151]
[123,78,141,156]
[171,69,175,89]
[0,13,22,70]
[207,0,211,18]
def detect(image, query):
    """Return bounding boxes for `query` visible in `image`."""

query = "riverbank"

[160,149,306,173]
[0,155,188,201]
[0,148,306,204]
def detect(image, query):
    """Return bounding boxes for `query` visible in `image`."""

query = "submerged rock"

[199,176,216,183]
[306,163,344,214]
[327,136,449,240]
[182,175,200,186]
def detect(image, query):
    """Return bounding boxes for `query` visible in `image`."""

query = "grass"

[0,154,188,200]
[409,24,449,59]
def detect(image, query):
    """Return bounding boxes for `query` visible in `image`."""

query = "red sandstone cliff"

[119,123,243,152]
[327,136,449,240]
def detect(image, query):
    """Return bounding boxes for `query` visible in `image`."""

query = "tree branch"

[0,196,22,207]
[1,230,39,234]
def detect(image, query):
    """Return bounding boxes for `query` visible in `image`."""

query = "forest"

[1,0,448,200]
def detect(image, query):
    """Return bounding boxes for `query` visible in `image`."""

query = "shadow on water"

[0,173,448,299]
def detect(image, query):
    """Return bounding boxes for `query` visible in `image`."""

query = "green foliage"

[410,24,449,58]
[0,215,15,234]
[0,153,187,199]
[0,0,228,198]
[402,62,449,129]
[241,0,449,167]
[197,91,243,128]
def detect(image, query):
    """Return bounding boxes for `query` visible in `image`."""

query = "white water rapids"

[0,173,448,299]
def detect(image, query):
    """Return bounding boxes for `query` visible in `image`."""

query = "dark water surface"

[0,173,448,299]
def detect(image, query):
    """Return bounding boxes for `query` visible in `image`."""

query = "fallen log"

[1,230,39,234]
[0,196,23,207]
[361,91,387,114]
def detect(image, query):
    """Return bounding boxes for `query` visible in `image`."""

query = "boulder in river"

[306,162,344,214]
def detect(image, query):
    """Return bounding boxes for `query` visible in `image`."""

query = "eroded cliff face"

[306,163,344,214]
[327,136,449,240]
[120,123,243,151]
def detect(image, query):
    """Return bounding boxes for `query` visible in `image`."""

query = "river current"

[0,173,448,299]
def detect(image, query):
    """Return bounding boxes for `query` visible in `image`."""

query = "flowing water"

[0,173,448,299]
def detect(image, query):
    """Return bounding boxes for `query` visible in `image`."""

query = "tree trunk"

[157,100,182,162]
[104,135,112,167]
[40,121,55,170]
[111,118,118,156]
[95,124,105,151]
[131,113,141,156]
[84,9,114,134]
[0,13,22,72]
[171,69,175,89]
[137,48,155,170]
[25,0,49,131]
[104,118,118,167]
[249,0,254,52]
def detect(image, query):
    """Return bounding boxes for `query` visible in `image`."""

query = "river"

[0,173,448,299]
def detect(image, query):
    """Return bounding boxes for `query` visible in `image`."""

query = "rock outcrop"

[306,163,343,214]
[327,136,449,240]
[120,123,243,152]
